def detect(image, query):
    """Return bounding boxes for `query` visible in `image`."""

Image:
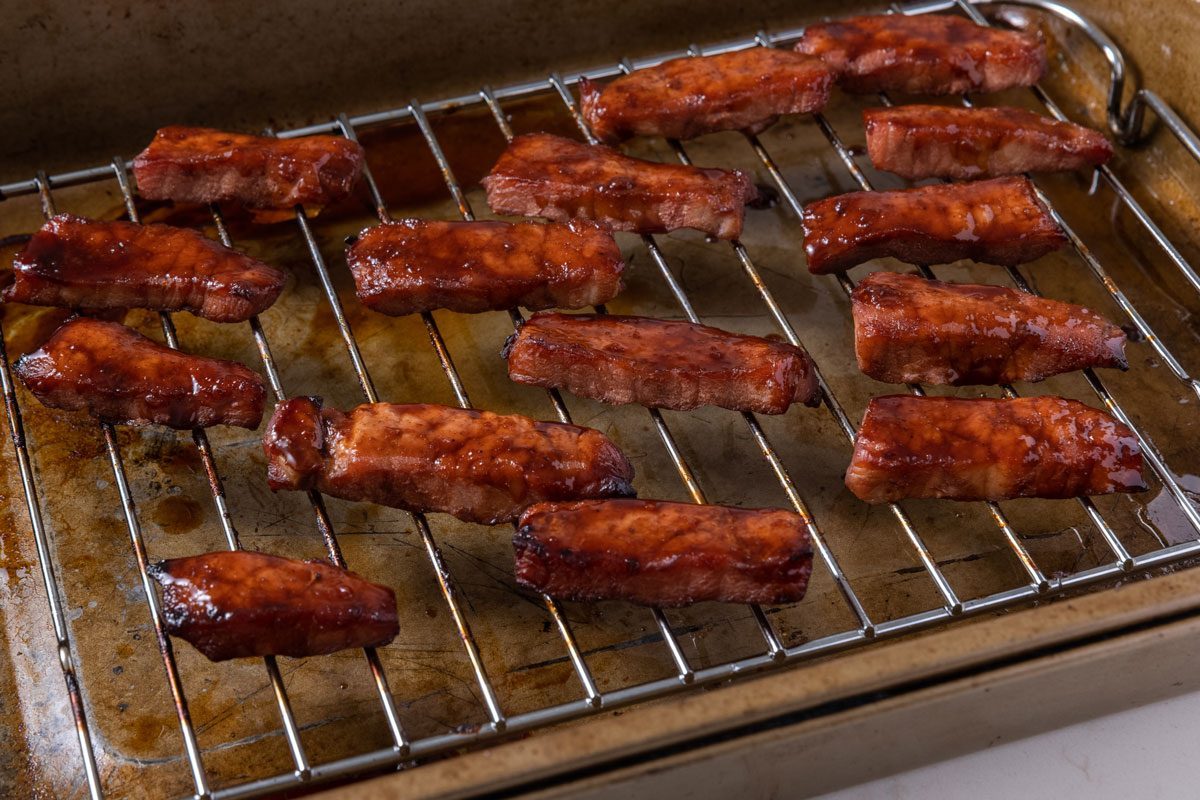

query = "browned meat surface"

[3,214,285,322]
[263,397,635,525]
[346,219,625,315]
[795,14,1045,95]
[580,48,833,143]
[149,550,398,661]
[482,133,758,240]
[845,395,1145,503]
[132,126,364,213]
[865,105,1113,180]
[852,272,1127,385]
[504,312,818,414]
[514,499,812,607]
[802,176,1065,274]
[14,317,265,429]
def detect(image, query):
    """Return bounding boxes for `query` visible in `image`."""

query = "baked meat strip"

[504,312,819,414]
[346,219,625,316]
[133,126,364,214]
[801,176,1065,274]
[845,395,1145,504]
[150,551,398,661]
[852,271,1127,385]
[482,133,758,240]
[580,48,833,143]
[15,317,266,429]
[795,13,1045,95]
[865,105,1113,180]
[514,499,812,607]
[3,214,285,323]
[264,397,635,525]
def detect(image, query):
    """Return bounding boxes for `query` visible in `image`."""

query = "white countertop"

[819,688,1200,799]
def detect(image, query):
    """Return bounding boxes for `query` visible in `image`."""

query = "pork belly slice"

[346,219,625,316]
[794,13,1045,95]
[14,317,266,430]
[132,126,364,213]
[504,312,819,414]
[852,272,1127,385]
[263,397,635,525]
[865,105,1113,180]
[845,395,1145,504]
[150,551,398,661]
[580,48,833,143]
[514,499,812,607]
[482,133,758,240]
[801,176,1065,274]
[3,214,285,323]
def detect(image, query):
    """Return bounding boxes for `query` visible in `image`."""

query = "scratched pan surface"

[3,7,1200,799]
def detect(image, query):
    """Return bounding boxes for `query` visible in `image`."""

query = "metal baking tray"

[2,0,1200,797]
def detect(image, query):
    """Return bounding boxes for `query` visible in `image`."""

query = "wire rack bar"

[107,160,312,781]
[286,191,508,729]
[31,174,212,798]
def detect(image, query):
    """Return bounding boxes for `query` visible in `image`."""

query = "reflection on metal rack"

[3,1,1200,798]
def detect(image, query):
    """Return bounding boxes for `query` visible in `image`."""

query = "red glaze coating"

[3,214,285,323]
[14,317,265,429]
[851,271,1128,385]
[794,14,1045,95]
[865,105,1113,180]
[801,176,1066,274]
[263,397,636,525]
[514,499,813,607]
[482,133,758,240]
[580,48,833,143]
[346,219,625,316]
[845,395,1146,503]
[132,126,364,212]
[504,312,818,414]
[149,550,398,662]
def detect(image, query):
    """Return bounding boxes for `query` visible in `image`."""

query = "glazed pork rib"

[504,312,819,414]
[845,395,1146,504]
[795,13,1045,95]
[852,272,1128,385]
[514,499,813,607]
[801,176,1066,274]
[14,317,266,430]
[865,105,1113,180]
[580,48,833,143]
[263,397,635,525]
[346,219,625,316]
[3,214,285,323]
[133,126,364,213]
[482,133,758,240]
[150,551,399,661]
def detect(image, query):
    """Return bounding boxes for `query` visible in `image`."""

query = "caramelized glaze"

[2,214,285,322]
[802,176,1066,274]
[149,550,398,662]
[482,133,758,240]
[795,13,1046,95]
[852,271,1127,385]
[845,395,1146,503]
[346,219,625,315]
[865,105,1113,180]
[14,317,266,429]
[580,48,833,143]
[504,312,818,414]
[132,125,365,212]
[514,499,812,607]
[263,397,636,525]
